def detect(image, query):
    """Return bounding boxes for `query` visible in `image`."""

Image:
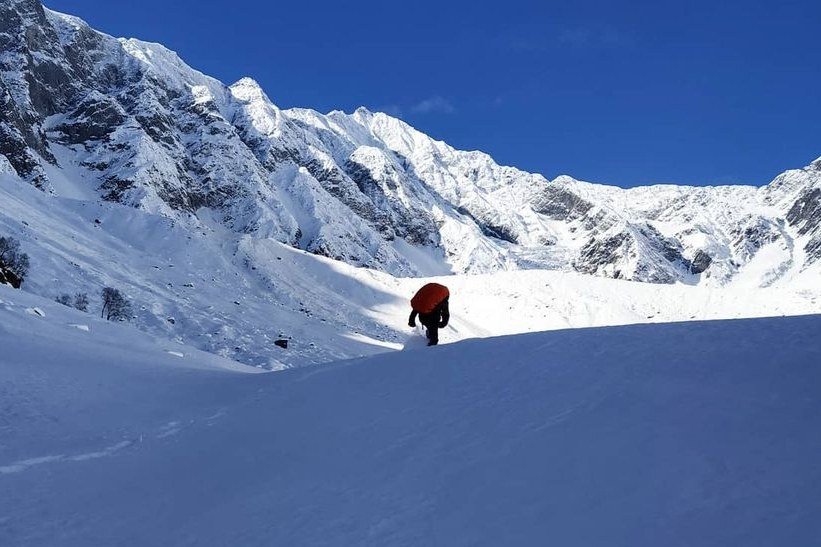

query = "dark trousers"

[420,316,439,346]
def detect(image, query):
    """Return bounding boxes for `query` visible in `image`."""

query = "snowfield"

[2,174,819,368]
[1,286,820,546]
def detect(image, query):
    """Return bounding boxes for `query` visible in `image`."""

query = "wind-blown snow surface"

[1,287,819,546]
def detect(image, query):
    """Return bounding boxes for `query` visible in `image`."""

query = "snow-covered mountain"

[2,0,820,285]
[1,0,820,368]
[3,173,820,368]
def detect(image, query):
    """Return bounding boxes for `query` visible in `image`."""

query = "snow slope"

[3,172,820,368]
[2,286,819,546]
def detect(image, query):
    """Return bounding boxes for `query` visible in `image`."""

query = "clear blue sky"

[46,0,821,187]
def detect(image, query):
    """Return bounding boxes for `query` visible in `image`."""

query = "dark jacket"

[408,297,449,329]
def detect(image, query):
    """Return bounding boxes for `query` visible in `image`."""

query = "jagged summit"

[230,77,268,102]
[1,0,820,284]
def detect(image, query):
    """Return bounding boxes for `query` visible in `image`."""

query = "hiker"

[408,282,450,346]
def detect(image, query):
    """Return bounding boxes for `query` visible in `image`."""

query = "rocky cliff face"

[1,0,819,284]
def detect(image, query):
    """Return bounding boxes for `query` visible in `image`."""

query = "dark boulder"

[689,250,713,274]
[0,267,22,289]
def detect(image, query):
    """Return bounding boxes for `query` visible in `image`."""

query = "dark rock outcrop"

[574,232,630,277]
[0,267,22,289]
[689,250,713,274]
[731,217,782,261]
[531,185,593,221]
[786,188,821,237]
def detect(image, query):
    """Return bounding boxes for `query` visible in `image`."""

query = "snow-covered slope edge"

[2,303,819,546]
[1,0,819,284]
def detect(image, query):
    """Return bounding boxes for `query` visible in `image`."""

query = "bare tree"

[101,287,133,321]
[0,235,30,288]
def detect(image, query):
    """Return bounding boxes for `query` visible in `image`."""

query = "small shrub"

[73,292,89,312]
[56,292,90,312]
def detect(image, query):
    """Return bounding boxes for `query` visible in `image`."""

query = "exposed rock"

[574,232,630,276]
[638,224,687,266]
[0,267,22,289]
[53,92,127,144]
[731,216,782,261]
[689,250,713,274]
[531,185,593,220]
[786,188,821,236]
[805,235,821,264]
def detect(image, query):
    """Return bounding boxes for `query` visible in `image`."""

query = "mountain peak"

[229,77,268,103]
[353,106,375,122]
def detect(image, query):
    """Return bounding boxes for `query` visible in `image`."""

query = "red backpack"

[410,283,450,314]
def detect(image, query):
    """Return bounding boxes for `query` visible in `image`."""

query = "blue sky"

[46,0,821,187]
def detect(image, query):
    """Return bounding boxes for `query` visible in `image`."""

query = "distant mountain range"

[2,0,820,285]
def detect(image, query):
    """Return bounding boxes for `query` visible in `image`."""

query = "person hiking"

[408,283,450,346]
